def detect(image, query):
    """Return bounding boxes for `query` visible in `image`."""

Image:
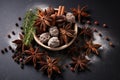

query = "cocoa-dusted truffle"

[66,12,75,23]
[48,37,60,48]
[39,32,50,43]
[49,26,59,37]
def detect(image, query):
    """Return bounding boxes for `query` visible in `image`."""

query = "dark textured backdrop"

[0,0,120,80]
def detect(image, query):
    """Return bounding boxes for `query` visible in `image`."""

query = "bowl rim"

[33,23,78,51]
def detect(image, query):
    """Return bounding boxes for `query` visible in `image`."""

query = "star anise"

[24,46,46,68]
[80,27,93,38]
[12,34,25,52]
[39,56,61,78]
[45,6,55,16]
[34,9,52,32]
[71,5,90,22]
[70,55,90,71]
[60,23,75,44]
[84,40,101,55]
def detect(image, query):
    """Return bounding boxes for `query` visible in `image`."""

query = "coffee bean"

[20,27,23,30]
[8,46,12,50]
[12,31,15,35]
[105,36,110,41]
[8,34,11,38]
[1,50,4,54]
[15,23,19,27]
[98,33,102,37]
[18,17,22,21]
[4,48,8,52]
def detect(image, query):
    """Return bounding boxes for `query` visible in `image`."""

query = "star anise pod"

[45,6,55,16]
[34,9,52,32]
[71,5,90,22]
[80,27,93,38]
[70,55,90,71]
[60,23,75,44]
[24,47,46,68]
[12,34,25,52]
[84,40,101,55]
[39,56,61,78]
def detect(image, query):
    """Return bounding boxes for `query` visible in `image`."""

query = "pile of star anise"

[12,5,103,79]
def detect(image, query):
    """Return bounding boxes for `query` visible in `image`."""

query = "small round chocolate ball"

[48,37,60,48]
[49,26,59,37]
[39,32,50,43]
[66,12,75,23]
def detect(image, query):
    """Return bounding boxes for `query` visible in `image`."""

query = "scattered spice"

[12,34,25,52]
[94,21,99,25]
[8,46,12,50]
[12,31,15,35]
[109,42,115,47]
[84,40,101,55]
[103,23,107,28]
[86,20,91,24]
[11,49,15,53]
[9,5,114,79]
[18,17,22,21]
[70,55,90,71]
[39,56,61,78]
[80,27,93,38]
[4,48,8,52]
[71,5,90,22]
[24,47,46,68]
[93,28,98,32]
[98,32,102,37]
[60,23,75,44]
[45,6,55,16]
[1,50,4,54]
[105,36,110,41]
[20,62,24,69]
[34,9,52,32]
[21,32,24,35]
[20,27,23,30]
[15,23,19,27]
[7,34,11,38]
[70,67,75,72]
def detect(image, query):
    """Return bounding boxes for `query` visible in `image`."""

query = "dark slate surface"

[0,0,120,80]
